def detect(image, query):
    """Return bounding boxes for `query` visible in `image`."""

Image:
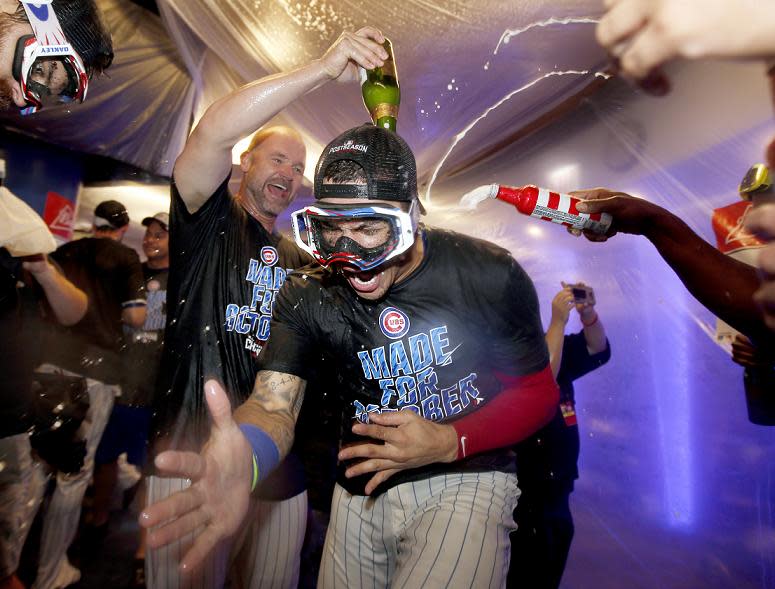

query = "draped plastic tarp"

[156,0,609,186]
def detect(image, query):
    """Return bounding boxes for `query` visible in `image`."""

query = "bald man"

[146,119,311,588]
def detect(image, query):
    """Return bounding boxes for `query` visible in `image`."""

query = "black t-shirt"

[516,330,611,487]
[259,227,549,495]
[0,249,46,437]
[152,176,311,500]
[45,237,145,383]
[121,263,168,407]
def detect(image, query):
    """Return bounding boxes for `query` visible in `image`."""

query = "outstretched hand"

[570,188,662,242]
[139,380,253,575]
[318,26,388,84]
[596,0,775,82]
[338,410,458,495]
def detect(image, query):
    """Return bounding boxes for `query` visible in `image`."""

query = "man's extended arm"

[596,0,775,82]
[339,365,559,494]
[174,27,388,213]
[23,256,87,326]
[233,370,307,459]
[545,288,574,378]
[575,190,766,343]
[139,370,306,573]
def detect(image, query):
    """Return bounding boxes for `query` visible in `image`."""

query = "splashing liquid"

[459,185,495,210]
[425,18,606,203]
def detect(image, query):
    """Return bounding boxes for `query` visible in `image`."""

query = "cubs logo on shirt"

[379,306,410,339]
[261,246,278,266]
[224,245,293,356]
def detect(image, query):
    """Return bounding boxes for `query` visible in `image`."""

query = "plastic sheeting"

[0,0,195,177]
[427,60,775,588]
[156,0,608,181]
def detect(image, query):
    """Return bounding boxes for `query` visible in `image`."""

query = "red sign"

[711,200,766,255]
[42,191,75,240]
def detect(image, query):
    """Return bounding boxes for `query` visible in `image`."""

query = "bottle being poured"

[360,38,400,132]
[461,184,612,235]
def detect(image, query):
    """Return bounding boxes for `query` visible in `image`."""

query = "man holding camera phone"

[508,282,611,589]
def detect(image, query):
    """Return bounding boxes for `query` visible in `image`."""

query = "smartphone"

[568,284,595,306]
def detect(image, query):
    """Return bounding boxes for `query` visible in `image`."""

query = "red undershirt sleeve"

[451,365,559,459]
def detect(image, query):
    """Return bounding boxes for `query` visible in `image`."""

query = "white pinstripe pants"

[0,433,47,578]
[146,476,307,589]
[32,364,117,589]
[318,470,519,589]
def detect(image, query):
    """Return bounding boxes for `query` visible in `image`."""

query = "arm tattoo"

[234,370,306,455]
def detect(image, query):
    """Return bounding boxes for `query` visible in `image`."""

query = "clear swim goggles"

[291,201,419,271]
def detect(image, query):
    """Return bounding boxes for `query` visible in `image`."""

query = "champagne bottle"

[360,39,400,132]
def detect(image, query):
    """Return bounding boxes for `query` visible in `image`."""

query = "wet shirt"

[120,263,168,407]
[0,249,45,437]
[46,237,145,383]
[152,175,309,452]
[516,331,611,486]
[259,227,550,495]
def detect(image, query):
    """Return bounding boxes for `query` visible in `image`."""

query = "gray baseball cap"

[141,212,169,231]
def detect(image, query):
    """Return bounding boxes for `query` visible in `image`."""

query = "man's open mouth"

[342,267,381,293]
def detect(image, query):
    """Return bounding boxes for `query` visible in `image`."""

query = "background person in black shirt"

[508,283,610,589]
[86,212,170,581]
[142,123,560,587]
[32,199,146,589]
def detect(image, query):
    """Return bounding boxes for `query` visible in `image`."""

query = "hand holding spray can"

[469,183,613,235]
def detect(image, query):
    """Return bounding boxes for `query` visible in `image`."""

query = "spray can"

[485,183,612,235]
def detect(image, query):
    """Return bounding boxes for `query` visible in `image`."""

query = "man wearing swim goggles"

[294,199,420,271]
[0,0,112,113]
[291,140,424,299]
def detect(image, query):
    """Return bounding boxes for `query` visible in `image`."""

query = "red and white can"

[487,183,612,235]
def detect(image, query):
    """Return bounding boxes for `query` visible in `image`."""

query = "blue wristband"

[238,424,280,490]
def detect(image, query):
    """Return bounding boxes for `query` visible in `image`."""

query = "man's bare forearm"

[645,209,765,341]
[33,262,87,326]
[194,63,328,155]
[544,321,565,379]
[232,370,306,457]
[173,62,330,212]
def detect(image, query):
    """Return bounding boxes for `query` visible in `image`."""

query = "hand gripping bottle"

[360,38,400,132]
[484,183,612,235]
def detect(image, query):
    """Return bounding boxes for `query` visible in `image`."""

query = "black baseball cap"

[94,200,129,229]
[314,124,421,209]
[142,212,169,231]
